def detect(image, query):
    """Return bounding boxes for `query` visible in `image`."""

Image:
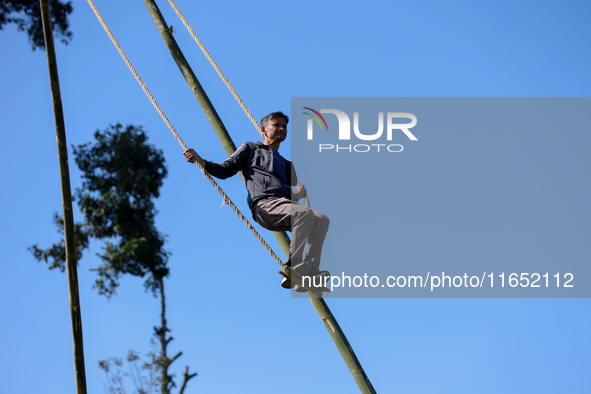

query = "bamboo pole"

[141,2,376,392]
[39,2,87,393]
[142,0,291,255]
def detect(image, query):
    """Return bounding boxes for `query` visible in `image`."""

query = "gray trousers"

[253,197,329,269]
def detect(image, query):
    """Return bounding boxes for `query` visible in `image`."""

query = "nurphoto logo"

[302,107,418,153]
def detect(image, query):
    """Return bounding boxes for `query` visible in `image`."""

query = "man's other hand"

[296,184,308,200]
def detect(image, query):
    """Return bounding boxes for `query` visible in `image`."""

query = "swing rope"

[166,0,311,208]
[86,0,287,272]
[88,3,379,392]
[167,0,261,135]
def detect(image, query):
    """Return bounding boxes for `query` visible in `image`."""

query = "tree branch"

[170,351,182,365]
[178,365,198,394]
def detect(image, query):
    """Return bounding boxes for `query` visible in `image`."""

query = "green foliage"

[28,212,89,271]
[31,124,169,297]
[0,0,73,50]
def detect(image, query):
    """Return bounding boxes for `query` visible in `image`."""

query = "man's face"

[262,117,288,145]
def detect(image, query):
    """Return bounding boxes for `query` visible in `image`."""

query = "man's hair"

[261,111,289,128]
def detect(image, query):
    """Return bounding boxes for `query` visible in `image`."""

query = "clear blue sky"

[1,1,590,393]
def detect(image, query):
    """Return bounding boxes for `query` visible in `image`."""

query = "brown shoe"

[279,264,293,289]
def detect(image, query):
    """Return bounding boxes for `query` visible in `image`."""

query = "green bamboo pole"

[142,0,291,256]
[39,1,87,394]
[141,2,376,393]
[143,0,235,156]
[309,297,377,393]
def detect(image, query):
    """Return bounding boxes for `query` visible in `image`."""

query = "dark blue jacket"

[204,141,298,210]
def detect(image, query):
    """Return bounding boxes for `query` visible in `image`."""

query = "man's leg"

[289,202,330,292]
[253,197,329,267]
[303,210,330,269]
[290,203,329,269]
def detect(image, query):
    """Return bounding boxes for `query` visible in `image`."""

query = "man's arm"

[183,143,250,179]
[288,160,307,200]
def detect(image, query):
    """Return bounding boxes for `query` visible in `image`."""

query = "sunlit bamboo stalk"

[39,1,87,393]
[141,2,376,392]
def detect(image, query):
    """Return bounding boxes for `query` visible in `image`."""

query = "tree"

[31,124,196,394]
[1,0,73,50]
[73,123,169,297]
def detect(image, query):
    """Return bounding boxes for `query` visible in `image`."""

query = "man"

[183,111,330,291]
